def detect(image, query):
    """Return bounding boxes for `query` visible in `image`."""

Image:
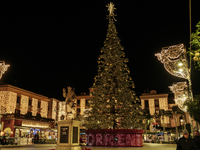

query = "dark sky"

[1,0,200,100]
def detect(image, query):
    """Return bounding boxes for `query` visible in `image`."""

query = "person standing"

[194,130,200,150]
[177,130,197,150]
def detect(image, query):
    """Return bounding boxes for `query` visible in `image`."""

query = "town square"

[1,1,200,150]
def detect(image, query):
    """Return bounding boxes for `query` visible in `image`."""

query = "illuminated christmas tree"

[84,2,144,129]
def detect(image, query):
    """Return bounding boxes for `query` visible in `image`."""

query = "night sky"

[1,0,200,100]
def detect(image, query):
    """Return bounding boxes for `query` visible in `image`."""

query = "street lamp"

[155,43,194,137]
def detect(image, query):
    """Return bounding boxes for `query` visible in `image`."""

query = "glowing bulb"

[178,62,183,66]
[179,68,183,72]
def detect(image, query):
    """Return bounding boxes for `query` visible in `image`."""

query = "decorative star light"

[155,44,190,80]
[106,2,115,15]
[106,2,117,21]
[169,82,188,112]
[0,61,10,80]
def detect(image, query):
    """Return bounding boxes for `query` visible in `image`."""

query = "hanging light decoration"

[155,44,190,80]
[169,82,188,112]
[0,61,10,80]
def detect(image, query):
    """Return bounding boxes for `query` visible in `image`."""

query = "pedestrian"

[177,129,197,150]
[194,130,200,150]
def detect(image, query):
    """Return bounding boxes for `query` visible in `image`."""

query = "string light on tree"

[84,2,144,130]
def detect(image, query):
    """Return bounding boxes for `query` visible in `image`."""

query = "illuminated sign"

[22,121,50,128]
[86,129,143,147]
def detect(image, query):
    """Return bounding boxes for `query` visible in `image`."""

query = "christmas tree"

[84,2,144,129]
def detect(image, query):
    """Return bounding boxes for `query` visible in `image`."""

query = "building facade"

[0,83,92,143]
[0,83,57,143]
[139,90,184,128]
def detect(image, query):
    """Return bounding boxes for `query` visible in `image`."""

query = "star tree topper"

[106,2,117,21]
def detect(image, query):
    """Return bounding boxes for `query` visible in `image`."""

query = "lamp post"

[155,43,194,137]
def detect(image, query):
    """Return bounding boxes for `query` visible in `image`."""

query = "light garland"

[32,98,38,116]
[58,101,66,121]
[40,100,48,118]
[155,44,190,80]
[7,92,17,114]
[159,98,168,110]
[169,82,188,112]
[52,100,57,120]
[158,98,169,123]
[0,91,17,114]
[80,98,85,115]
[149,99,155,116]
[20,95,29,115]
[140,99,145,109]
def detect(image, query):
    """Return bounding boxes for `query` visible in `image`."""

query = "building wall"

[0,84,50,118]
[140,91,171,127]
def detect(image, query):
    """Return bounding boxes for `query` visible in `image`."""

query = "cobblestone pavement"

[0,143,177,150]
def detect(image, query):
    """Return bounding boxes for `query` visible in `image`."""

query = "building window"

[145,100,149,109]
[77,100,80,106]
[86,100,89,106]
[17,97,20,104]
[77,108,80,114]
[38,101,41,108]
[29,99,32,106]
[155,99,159,107]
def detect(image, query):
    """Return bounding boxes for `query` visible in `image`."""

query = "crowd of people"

[177,130,200,150]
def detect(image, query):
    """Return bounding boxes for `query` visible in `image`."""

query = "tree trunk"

[145,120,147,140]
[162,116,165,132]
[175,113,178,139]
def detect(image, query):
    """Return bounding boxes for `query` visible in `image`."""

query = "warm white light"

[58,102,66,121]
[179,68,183,72]
[41,101,48,118]
[178,63,183,66]
[169,82,188,112]
[32,98,38,116]
[0,61,10,80]
[20,95,29,115]
[0,91,17,114]
[155,44,190,80]
[52,100,57,120]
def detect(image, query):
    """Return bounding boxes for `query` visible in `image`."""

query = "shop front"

[2,119,57,144]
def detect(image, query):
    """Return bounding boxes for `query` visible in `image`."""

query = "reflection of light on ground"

[82,143,176,150]
[0,143,176,150]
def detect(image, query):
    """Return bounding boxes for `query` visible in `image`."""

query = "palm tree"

[143,109,152,140]
[159,109,172,133]
[172,106,185,139]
